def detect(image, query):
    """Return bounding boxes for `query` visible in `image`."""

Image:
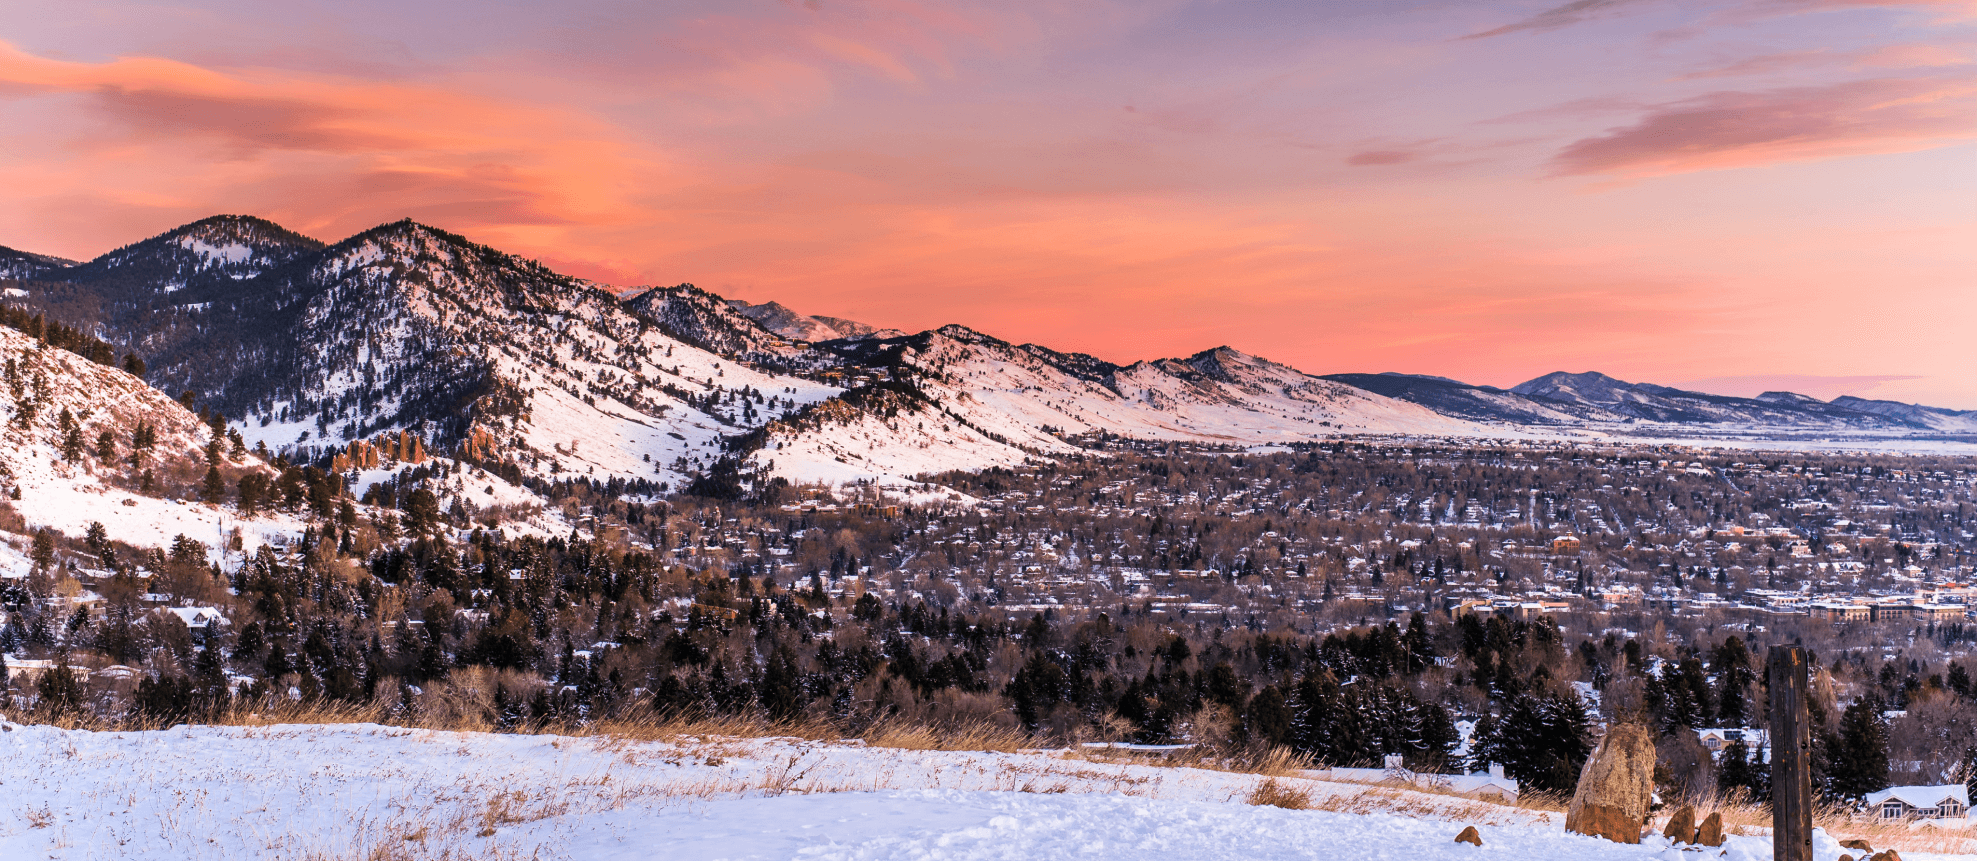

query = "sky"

[0,0,1970,408]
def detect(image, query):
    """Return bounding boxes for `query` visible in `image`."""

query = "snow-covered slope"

[1508,371,1914,429]
[200,222,848,490]
[0,720,1942,861]
[0,326,297,553]
[1321,373,1589,425]
[729,298,900,342]
[1830,395,1976,434]
[753,327,1503,484]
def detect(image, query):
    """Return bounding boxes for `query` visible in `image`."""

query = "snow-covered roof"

[161,607,229,629]
[1865,785,1968,809]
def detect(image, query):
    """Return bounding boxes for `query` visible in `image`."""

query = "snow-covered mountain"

[762,326,1494,484]
[728,299,900,342]
[58,215,326,298]
[1320,373,1585,426]
[4,215,1968,497]
[1507,371,1937,430]
[1830,395,1976,434]
[1321,370,1964,433]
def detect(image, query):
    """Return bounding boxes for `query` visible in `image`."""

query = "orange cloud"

[0,39,664,247]
[1550,74,1974,177]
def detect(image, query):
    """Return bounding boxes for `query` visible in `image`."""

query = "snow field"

[1,720,1957,861]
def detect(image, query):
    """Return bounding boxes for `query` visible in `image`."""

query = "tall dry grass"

[1646,788,1977,857]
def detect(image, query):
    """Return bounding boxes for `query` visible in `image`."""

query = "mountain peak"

[0,244,78,280]
[161,214,321,247]
[66,214,326,290]
[1508,371,1638,400]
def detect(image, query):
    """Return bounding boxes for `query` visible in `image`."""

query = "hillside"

[0,245,75,281]
[728,298,900,342]
[0,323,299,554]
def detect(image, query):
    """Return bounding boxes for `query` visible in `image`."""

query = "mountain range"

[1,215,1968,493]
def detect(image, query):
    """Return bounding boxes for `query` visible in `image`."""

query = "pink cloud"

[1550,74,1974,177]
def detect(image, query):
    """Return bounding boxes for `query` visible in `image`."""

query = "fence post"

[1769,645,1812,861]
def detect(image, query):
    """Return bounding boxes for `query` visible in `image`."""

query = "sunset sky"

[0,0,1970,407]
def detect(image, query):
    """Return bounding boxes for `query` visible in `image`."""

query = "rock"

[1564,722,1655,844]
[1840,854,1854,861]
[1694,811,1724,847]
[1662,805,1696,843]
[1840,839,1873,852]
[1454,826,1482,846]
[1868,851,1901,861]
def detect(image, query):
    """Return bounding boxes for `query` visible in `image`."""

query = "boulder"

[1840,839,1874,852]
[1868,851,1902,861]
[1454,826,1483,846]
[1564,722,1655,844]
[1694,811,1724,847]
[1662,805,1696,843]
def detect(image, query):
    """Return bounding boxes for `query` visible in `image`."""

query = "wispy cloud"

[1458,0,1657,40]
[1550,74,1974,177]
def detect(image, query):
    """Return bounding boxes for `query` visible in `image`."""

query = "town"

[3,436,1971,815]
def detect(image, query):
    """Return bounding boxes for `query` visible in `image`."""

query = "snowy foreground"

[0,720,1954,861]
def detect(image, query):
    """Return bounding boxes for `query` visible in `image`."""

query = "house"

[1865,785,1968,820]
[2,656,89,684]
[160,607,229,631]
[1694,727,1766,754]
[1552,536,1581,555]
[1441,764,1520,801]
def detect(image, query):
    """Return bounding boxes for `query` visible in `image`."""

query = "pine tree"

[1827,695,1890,801]
[203,465,227,504]
[1712,637,1754,727]
[1717,737,1769,801]
[29,528,54,572]
[37,658,86,717]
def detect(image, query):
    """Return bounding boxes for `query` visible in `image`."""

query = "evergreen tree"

[37,658,87,717]
[1712,636,1754,727]
[403,488,442,535]
[203,465,227,504]
[1471,691,1593,794]
[58,408,84,462]
[1716,737,1769,801]
[1827,695,1890,801]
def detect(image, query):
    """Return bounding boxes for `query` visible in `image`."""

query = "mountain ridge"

[4,215,1967,497]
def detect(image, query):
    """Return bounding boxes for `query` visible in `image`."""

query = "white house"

[1864,785,1968,820]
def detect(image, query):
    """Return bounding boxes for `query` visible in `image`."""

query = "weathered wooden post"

[1768,645,1812,861]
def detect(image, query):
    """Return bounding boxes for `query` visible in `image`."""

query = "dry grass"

[1067,743,1313,778]
[1245,778,1312,810]
[1636,789,1977,857]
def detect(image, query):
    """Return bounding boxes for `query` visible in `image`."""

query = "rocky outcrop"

[1563,722,1654,844]
[1694,811,1724,846]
